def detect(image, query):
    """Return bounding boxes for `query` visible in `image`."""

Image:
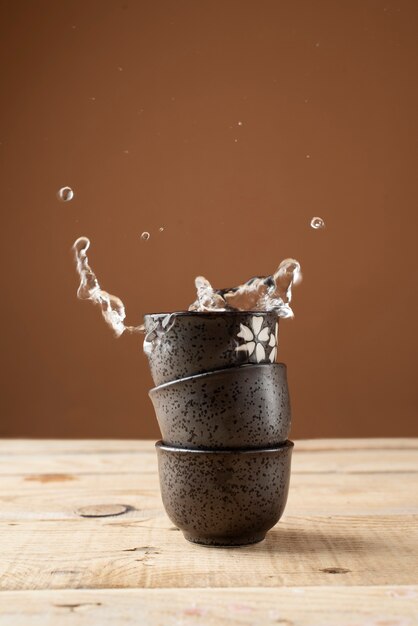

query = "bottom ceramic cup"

[156,440,293,547]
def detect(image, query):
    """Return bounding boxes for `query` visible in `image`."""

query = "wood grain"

[0,439,417,624]
[0,587,417,626]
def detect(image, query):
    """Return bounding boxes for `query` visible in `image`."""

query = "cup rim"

[155,440,294,454]
[144,310,280,319]
[148,362,287,395]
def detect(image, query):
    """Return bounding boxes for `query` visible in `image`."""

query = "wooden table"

[0,439,417,625]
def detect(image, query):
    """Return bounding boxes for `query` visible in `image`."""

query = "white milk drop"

[57,187,74,202]
[141,232,150,241]
[310,217,325,229]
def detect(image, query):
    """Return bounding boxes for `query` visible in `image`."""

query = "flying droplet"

[57,187,74,202]
[310,217,325,230]
[237,121,243,126]
[141,232,150,241]
[159,227,164,232]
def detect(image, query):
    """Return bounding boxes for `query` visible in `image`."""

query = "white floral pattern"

[235,316,278,363]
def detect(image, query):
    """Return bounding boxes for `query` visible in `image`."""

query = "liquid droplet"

[310,217,325,229]
[159,227,164,232]
[141,232,150,241]
[237,121,243,126]
[57,187,74,202]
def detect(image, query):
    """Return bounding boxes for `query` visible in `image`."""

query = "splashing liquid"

[72,237,301,339]
[189,259,301,318]
[58,186,74,202]
[310,217,325,229]
[73,237,144,336]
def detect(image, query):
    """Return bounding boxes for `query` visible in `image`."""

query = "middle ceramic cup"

[149,363,291,449]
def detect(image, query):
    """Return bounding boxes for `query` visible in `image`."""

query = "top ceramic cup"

[143,311,279,386]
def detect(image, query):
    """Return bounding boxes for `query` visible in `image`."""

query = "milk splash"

[73,237,301,337]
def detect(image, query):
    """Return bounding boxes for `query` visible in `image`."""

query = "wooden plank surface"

[0,587,417,626]
[0,437,415,453]
[0,439,417,625]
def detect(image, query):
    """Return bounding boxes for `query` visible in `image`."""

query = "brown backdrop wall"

[1,0,417,439]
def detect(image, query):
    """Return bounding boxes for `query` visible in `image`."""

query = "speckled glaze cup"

[156,440,293,546]
[149,363,291,449]
[143,311,279,387]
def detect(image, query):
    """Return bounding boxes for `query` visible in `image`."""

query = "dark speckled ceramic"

[143,311,279,386]
[156,440,293,546]
[149,363,291,449]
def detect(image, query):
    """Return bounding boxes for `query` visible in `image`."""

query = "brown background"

[1,0,417,439]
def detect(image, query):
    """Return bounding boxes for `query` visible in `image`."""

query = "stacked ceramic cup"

[144,310,294,547]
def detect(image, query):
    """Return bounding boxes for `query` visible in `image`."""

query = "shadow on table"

[251,524,385,556]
